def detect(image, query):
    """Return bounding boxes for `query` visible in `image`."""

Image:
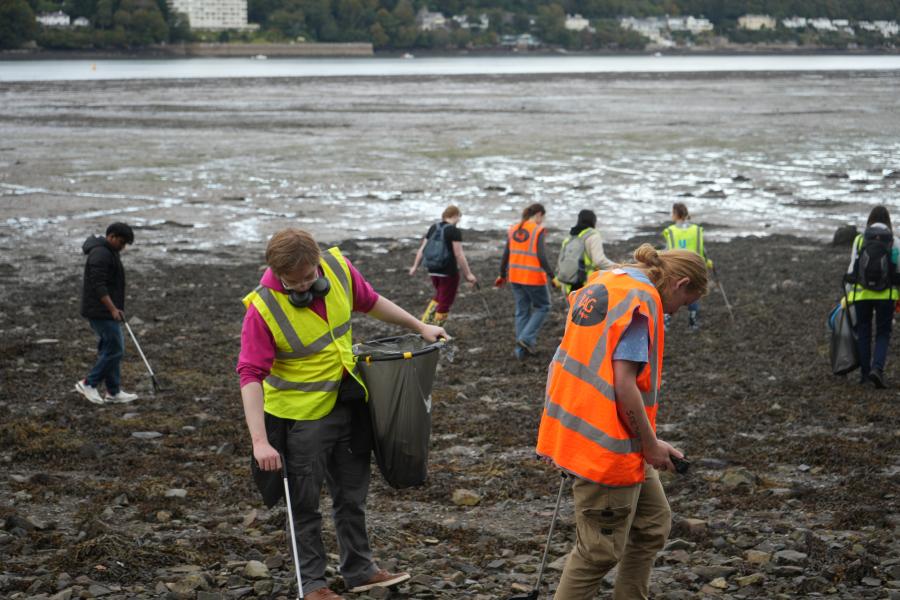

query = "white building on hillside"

[860,20,900,36]
[667,16,713,34]
[809,18,836,31]
[73,16,90,27]
[737,14,776,30]
[565,14,591,32]
[416,8,447,31]
[452,13,488,31]
[168,0,252,30]
[37,11,70,27]
[782,16,807,28]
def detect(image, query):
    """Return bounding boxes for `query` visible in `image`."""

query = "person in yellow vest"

[662,202,712,330]
[237,229,447,600]
[536,244,708,600]
[555,209,615,297]
[495,203,556,360]
[844,205,900,388]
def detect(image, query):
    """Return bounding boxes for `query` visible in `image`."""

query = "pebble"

[165,488,188,498]
[242,560,269,580]
[131,431,163,440]
[452,489,481,506]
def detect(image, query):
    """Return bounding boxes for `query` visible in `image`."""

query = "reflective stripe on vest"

[664,224,703,256]
[536,270,664,486]
[508,221,547,285]
[241,247,366,421]
[847,234,900,302]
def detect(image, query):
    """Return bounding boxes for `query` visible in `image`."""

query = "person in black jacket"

[75,223,138,405]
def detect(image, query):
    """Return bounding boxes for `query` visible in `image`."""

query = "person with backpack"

[845,205,900,388]
[555,209,615,298]
[662,202,712,331]
[409,205,477,325]
[75,222,140,405]
[537,244,708,600]
[496,203,556,360]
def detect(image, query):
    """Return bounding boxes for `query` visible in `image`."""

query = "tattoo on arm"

[626,409,640,437]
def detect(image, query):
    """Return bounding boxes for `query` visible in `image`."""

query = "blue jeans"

[86,318,124,395]
[854,299,894,376]
[511,283,550,350]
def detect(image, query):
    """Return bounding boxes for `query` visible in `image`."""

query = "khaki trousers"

[554,468,671,600]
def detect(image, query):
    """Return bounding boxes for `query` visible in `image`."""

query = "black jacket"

[80,236,126,320]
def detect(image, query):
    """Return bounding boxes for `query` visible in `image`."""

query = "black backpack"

[851,227,894,291]
[423,223,452,272]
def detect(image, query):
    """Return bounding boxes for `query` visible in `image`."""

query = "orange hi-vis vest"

[507,220,547,285]
[536,269,665,486]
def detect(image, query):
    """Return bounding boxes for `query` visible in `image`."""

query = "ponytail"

[672,202,689,220]
[519,203,546,227]
[628,243,708,297]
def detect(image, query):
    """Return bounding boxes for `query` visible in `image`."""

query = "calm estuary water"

[2,54,900,82]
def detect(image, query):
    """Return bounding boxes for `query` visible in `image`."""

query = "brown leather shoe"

[305,588,345,600]
[349,569,411,593]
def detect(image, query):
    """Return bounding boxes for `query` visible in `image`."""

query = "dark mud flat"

[0,232,898,599]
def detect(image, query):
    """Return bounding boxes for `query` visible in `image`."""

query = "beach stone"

[773,549,807,565]
[833,225,858,246]
[165,488,188,498]
[744,550,771,565]
[197,592,224,600]
[737,573,765,587]
[49,589,73,600]
[452,489,481,506]
[678,518,707,538]
[131,431,163,440]
[709,577,728,589]
[243,560,269,579]
[87,583,112,596]
[548,555,567,571]
[721,467,756,489]
[252,579,273,595]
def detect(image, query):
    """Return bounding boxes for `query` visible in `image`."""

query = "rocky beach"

[1,229,899,600]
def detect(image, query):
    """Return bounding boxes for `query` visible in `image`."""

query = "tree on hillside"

[535,3,565,43]
[0,0,37,49]
[114,0,169,45]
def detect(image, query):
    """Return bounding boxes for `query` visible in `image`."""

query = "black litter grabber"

[508,472,568,600]
[123,319,162,393]
[280,453,305,599]
[473,281,495,321]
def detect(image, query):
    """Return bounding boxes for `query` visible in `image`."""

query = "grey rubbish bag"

[353,334,443,489]
[828,301,858,376]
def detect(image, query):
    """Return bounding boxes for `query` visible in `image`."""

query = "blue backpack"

[423,223,452,271]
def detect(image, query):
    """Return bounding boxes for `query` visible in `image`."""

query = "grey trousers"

[278,390,377,595]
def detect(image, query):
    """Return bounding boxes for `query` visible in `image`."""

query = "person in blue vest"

[237,228,447,600]
[845,205,900,388]
[662,202,712,331]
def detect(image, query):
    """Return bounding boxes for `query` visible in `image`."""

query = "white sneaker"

[75,380,105,405]
[104,390,138,404]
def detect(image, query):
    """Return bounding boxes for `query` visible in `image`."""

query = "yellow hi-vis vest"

[663,223,705,258]
[242,247,366,421]
[847,233,900,302]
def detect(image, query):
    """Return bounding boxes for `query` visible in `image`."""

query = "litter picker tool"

[712,265,735,324]
[280,454,305,599]
[473,281,494,320]
[123,319,162,393]
[508,472,568,600]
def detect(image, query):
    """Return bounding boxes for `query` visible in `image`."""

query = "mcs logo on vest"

[571,284,609,327]
[512,229,530,243]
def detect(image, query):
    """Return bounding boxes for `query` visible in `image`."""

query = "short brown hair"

[265,229,321,275]
[442,205,461,220]
[672,202,689,220]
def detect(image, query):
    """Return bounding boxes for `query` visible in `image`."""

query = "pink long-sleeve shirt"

[237,259,379,388]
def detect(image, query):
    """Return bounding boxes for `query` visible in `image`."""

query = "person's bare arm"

[409,238,427,275]
[612,359,681,471]
[241,381,281,471]
[452,241,477,285]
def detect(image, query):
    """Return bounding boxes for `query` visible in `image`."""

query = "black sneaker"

[869,369,887,389]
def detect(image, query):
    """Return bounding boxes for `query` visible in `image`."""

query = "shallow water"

[0,69,899,275]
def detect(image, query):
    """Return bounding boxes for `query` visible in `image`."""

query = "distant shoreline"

[2,43,899,61]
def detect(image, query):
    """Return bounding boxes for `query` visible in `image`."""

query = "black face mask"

[286,276,331,308]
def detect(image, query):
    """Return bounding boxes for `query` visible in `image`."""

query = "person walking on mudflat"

[496,203,556,360]
[409,205,477,325]
[555,209,615,297]
[662,202,712,331]
[237,228,446,600]
[844,205,900,388]
[536,244,708,600]
[75,222,139,405]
